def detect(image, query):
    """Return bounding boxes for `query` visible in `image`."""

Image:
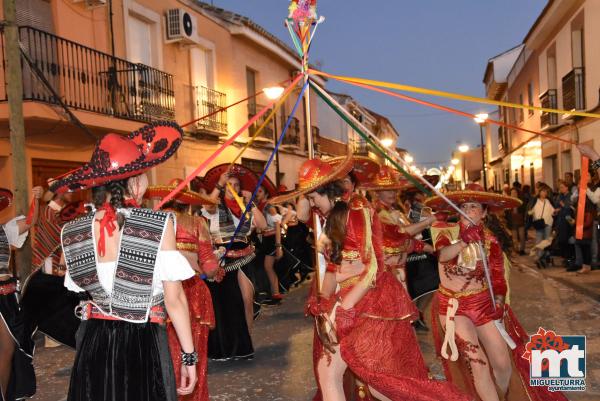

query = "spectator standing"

[529,186,554,268]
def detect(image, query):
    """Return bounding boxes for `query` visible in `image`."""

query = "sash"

[62,209,171,322]
[0,227,10,276]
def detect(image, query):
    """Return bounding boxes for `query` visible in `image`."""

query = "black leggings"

[577,240,592,265]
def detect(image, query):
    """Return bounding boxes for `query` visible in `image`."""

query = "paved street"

[31,255,599,401]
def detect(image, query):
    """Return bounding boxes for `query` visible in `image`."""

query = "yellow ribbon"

[226,182,250,220]
[309,70,600,119]
[230,83,296,167]
[361,208,378,288]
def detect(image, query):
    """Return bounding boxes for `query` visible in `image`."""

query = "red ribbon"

[575,157,589,240]
[25,198,36,225]
[224,197,242,218]
[95,203,117,257]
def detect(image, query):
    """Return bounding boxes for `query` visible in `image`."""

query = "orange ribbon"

[575,157,589,240]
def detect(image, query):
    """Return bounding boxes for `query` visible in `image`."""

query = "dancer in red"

[146,180,220,401]
[425,184,567,401]
[360,165,435,289]
[271,156,469,401]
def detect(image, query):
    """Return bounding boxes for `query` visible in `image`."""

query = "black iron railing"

[539,89,558,128]
[282,116,300,146]
[248,104,274,139]
[193,86,227,134]
[498,126,509,154]
[562,67,585,111]
[354,138,368,155]
[0,26,175,123]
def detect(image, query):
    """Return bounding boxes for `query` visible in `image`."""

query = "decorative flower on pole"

[288,0,317,21]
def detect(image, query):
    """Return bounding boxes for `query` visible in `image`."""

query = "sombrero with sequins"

[48,122,183,194]
[270,154,354,204]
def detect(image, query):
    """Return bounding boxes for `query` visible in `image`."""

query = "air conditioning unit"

[72,0,107,8]
[165,9,199,44]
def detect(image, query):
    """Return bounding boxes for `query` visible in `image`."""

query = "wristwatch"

[591,158,600,171]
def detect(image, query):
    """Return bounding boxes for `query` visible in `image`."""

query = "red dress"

[307,195,468,401]
[375,200,426,289]
[430,221,568,401]
[167,213,218,401]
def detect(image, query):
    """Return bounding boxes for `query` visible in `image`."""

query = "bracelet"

[181,350,198,366]
[275,243,282,248]
[592,158,600,171]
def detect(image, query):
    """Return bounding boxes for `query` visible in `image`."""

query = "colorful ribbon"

[154,74,303,210]
[221,81,309,259]
[309,69,600,120]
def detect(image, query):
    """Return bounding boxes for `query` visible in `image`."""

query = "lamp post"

[263,86,285,186]
[458,144,469,189]
[474,113,489,190]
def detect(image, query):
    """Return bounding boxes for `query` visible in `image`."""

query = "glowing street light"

[263,86,285,100]
[473,113,489,124]
[458,144,470,153]
[381,138,394,148]
[451,158,460,165]
[404,154,414,164]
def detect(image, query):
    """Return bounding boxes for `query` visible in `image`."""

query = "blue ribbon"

[219,80,310,262]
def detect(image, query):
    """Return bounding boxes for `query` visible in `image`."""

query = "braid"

[108,179,128,228]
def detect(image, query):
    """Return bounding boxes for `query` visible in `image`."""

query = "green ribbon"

[310,81,431,196]
[286,19,304,58]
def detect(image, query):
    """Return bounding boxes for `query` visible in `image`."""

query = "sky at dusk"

[210,0,548,168]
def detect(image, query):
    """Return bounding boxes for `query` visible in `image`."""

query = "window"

[546,44,557,90]
[518,94,524,123]
[241,158,265,174]
[527,82,534,116]
[246,68,257,115]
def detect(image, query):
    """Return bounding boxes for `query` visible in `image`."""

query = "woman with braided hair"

[50,123,198,401]
[271,156,469,401]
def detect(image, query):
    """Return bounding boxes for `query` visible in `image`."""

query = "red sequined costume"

[307,195,468,401]
[375,200,426,290]
[167,212,218,401]
[430,221,567,401]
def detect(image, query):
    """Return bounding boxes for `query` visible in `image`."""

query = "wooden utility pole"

[4,0,33,278]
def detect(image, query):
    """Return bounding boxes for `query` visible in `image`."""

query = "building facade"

[483,0,600,191]
[0,0,326,220]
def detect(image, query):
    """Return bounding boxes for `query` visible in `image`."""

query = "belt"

[438,285,488,299]
[341,250,361,261]
[0,281,17,296]
[77,303,166,324]
[382,246,406,255]
[225,245,255,258]
[218,236,249,244]
[177,242,199,252]
[339,275,360,290]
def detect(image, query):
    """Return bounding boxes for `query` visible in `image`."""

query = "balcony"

[248,103,274,140]
[282,116,300,147]
[192,86,227,135]
[497,126,509,154]
[0,26,175,123]
[304,125,320,153]
[354,139,369,155]
[539,89,558,129]
[562,67,585,112]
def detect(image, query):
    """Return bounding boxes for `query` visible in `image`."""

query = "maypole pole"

[287,0,326,288]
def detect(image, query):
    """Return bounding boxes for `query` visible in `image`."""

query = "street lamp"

[404,154,414,164]
[263,86,285,186]
[381,138,394,148]
[474,113,488,190]
[458,144,469,189]
[451,158,460,165]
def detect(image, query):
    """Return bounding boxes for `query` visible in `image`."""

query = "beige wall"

[0,0,318,202]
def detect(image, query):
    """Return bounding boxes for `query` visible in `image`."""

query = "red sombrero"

[270,154,354,204]
[0,188,13,212]
[260,175,278,198]
[359,165,412,191]
[145,179,216,206]
[424,183,521,212]
[326,155,380,184]
[49,122,183,194]
[403,174,440,194]
[203,164,260,193]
